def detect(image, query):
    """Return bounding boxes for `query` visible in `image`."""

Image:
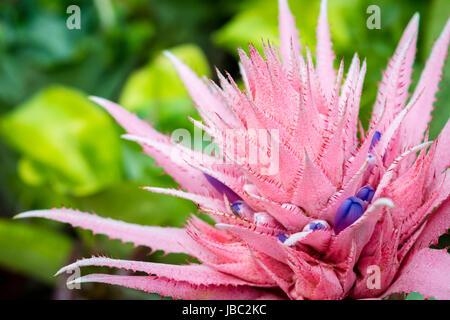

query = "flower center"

[355,185,375,202]
[333,184,375,234]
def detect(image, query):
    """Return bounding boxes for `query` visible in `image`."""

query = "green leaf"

[0,85,123,196]
[405,292,425,300]
[384,291,435,300]
[119,43,210,133]
[0,219,73,284]
[383,292,406,300]
[429,228,450,253]
[17,12,77,67]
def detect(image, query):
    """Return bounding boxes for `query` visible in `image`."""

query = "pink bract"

[16,0,450,299]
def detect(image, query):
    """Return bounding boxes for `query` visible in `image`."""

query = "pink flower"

[16,0,450,299]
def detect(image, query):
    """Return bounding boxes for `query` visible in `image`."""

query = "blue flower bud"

[275,233,287,243]
[369,131,381,152]
[356,185,375,203]
[334,196,365,234]
[231,201,243,216]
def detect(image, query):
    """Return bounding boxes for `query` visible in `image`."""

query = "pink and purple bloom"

[16,0,450,299]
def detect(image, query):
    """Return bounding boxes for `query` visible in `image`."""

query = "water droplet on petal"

[334,196,365,234]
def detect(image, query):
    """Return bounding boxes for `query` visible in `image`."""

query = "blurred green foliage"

[120,44,211,132]
[0,86,122,195]
[0,219,73,284]
[0,0,448,299]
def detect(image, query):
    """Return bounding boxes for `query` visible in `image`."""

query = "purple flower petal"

[334,196,365,234]
[369,131,382,151]
[356,185,375,203]
[276,233,288,243]
[204,173,241,203]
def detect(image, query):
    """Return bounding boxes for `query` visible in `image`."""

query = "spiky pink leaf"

[403,19,450,147]
[278,0,301,65]
[15,209,191,254]
[57,257,255,286]
[315,0,335,100]
[70,274,283,300]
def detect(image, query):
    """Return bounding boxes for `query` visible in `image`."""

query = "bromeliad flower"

[16,0,450,299]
